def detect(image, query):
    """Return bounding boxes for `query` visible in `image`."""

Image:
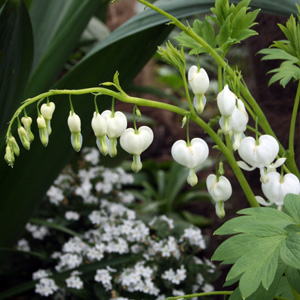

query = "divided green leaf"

[213,201,300,299]
[174,0,259,56]
[259,8,300,87]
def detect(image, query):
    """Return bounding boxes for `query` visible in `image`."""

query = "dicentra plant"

[3,0,300,299]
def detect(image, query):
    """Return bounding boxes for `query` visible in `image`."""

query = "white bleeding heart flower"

[257,172,300,209]
[120,126,154,172]
[188,66,209,114]
[206,174,232,218]
[217,85,237,134]
[238,135,279,169]
[188,66,209,96]
[217,85,236,116]
[41,102,55,120]
[67,112,82,152]
[171,138,209,186]
[91,112,108,155]
[101,110,127,157]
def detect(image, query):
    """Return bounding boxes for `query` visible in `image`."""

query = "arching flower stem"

[136,0,299,179]
[6,86,259,207]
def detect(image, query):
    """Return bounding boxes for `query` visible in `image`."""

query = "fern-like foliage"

[174,0,259,56]
[259,5,300,87]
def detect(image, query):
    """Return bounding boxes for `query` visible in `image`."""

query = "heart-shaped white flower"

[206,174,232,218]
[101,110,127,139]
[120,126,154,172]
[91,112,108,155]
[260,172,300,208]
[171,138,209,169]
[238,135,279,168]
[206,174,232,202]
[101,110,127,157]
[171,138,209,186]
[41,102,55,120]
[120,126,153,155]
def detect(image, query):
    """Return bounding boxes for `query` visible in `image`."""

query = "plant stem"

[136,0,300,178]
[6,86,259,207]
[289,80,300,166]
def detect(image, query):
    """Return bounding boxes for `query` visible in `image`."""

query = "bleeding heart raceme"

[171,138,209,186]
[120,126,154,172]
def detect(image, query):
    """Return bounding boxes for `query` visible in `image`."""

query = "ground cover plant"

[1,0,300,299]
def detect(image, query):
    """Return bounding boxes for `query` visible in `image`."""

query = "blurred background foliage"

[0,0,299,261]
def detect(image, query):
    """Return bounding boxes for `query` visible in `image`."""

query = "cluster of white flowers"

[25,223,49,240]
[35,278,58,297]
[162,266,187,284]
[182,66,300,215]
[19,147,216,299]
[180,226,206,249]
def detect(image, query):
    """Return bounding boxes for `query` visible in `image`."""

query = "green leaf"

[30,218,83,239]
[286,267,300,294]
[0,0,33,134]
[24,0,103,98]
[213,206,300,298]
[283,193,300,223]
[180,211,212,227]
[280,232,300,269]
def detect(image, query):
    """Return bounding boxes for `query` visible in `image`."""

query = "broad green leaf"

[229,263,286,300]
[280,232,300,269]
[283,193,300,223]
[24,0,103,98]
[228,235,283,298]
[0,0,33,135]
[213,206,300,298]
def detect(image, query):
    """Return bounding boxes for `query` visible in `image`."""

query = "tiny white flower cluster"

[162,266,187,285]
[35,277,58,297]
[180,226,206,249]
[23,148,216,299]
[17,238,31,252]
[65,271,84,289]
[25,223,49,240]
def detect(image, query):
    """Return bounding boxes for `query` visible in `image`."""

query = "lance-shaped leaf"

[0,0,33,135]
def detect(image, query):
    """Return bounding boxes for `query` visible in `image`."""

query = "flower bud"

[5,145,14,167]
[41,102,55,120]
[18,126,30,150]
[68,112,82,152]
[37,115,49,147]
[68,112,81,133]
[9,136,20,156]
[188,66,209,95]
[21,116,34,142]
